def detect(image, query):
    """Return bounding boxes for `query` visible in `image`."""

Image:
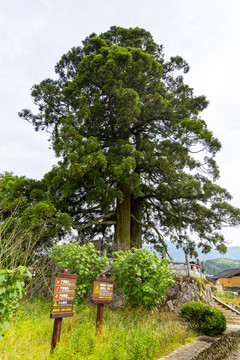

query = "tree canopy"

[0,172,71,267]
[19,26,240,256]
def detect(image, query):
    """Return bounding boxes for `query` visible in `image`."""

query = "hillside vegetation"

[205,258,240,275]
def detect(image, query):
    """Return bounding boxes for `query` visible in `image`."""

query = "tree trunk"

[113,185,131,251]
[130,197,142,248]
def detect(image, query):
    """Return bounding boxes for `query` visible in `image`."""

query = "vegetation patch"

[51,242,108,302]
[205,258,240,275]
[0,266,31,340]
[112,248,175,310]
[0,299,197,360]
[180,301,226,337]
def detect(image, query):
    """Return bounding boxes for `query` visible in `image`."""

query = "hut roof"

[207,268,240,283]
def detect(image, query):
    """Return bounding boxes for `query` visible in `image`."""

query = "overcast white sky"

[1,0,240,246]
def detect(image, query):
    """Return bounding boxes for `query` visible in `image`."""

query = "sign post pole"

[51,317,62,351]
[50,269,77,352]
[92,273,114,334]
[96,302,104,333]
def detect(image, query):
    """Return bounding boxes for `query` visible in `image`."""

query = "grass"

[0,298,197,360]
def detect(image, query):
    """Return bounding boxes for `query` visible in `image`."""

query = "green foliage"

[180,301,226,336]
[213,290,236,299]
[19,26,240,253]
[111,248,174,310]
[205,258,240,275]
[50,243,109,302]
[0,172,72,266]
[0,266,31,340]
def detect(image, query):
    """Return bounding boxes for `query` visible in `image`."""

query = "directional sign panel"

[50,274,77,318]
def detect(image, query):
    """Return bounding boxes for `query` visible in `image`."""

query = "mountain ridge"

[145,240,240,262]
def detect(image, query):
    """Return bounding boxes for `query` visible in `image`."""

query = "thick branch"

[73,212,116,230]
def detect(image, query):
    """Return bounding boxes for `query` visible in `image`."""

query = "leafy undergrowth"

[0,298,196,360]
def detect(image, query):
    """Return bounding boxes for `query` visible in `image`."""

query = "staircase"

[212,296,240,325]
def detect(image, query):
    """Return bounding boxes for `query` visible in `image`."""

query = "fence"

[166,254,206,279]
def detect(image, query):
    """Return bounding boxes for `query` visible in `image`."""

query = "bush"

[51,242,109,302]
[111,248,174,310]
[179,301,226,336]
[0,266,31,340]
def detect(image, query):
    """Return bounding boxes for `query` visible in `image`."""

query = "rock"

[164,277,212,312]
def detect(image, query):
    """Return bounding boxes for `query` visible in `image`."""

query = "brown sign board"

[50,273,77,318]
[92,277,114,304]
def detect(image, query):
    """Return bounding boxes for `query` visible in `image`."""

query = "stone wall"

[158,327,240,360]
[165,276,212,312]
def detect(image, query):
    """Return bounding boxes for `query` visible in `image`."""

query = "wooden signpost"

[50,269,77,351]
[92,274,114,333]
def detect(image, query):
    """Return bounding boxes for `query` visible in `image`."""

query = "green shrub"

[111,248,174,310]
[50,242,109,302]
[0,266,31,340]
[179,301,226,336]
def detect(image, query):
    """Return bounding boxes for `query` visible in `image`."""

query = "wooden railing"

[166,254,206,279]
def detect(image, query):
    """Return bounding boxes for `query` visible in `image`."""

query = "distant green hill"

[205,258,240,275]
[145,241,240,263]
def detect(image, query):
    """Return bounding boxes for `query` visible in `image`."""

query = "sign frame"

[50,269,78,351]
[50,272,77,319]
[92,277,114,304]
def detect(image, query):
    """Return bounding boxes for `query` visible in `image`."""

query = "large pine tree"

[19,27,240,255]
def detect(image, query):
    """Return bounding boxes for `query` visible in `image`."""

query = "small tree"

[111,248,174,310]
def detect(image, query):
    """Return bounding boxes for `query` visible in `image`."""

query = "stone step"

[216,309,239,317]
[212,302,238,312]
[214,308,237,315]
[227,320,240,325]
[214,306,239,313]
[216,309,239,315]
[225,316,240,320]
[212,299,240,325]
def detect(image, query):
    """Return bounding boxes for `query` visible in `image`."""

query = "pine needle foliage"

[19,26,240,254]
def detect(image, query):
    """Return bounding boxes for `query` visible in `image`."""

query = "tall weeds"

[0,299,196,360]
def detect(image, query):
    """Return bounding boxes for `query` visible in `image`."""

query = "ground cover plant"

[0,298,196,360]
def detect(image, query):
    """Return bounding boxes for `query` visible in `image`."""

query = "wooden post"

[50,269,77,352]
[185,253,190,277]
[197,258,201,277]
[51,269,68,352]
[92,273,114,335]
[51,317,62,351]
[96,303,104,334]
[96,274,105,334]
